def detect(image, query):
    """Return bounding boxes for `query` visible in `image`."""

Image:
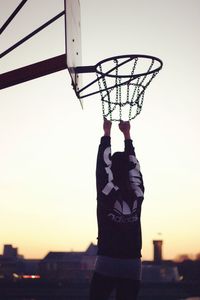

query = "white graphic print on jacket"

[108,197,139,223]
[102,146,143,223]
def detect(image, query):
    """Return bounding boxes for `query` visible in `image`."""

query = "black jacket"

[96,136,144,259]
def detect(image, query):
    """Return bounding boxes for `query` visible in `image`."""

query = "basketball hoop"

[75,54,163,121]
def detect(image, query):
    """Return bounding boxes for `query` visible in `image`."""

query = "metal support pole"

[0,54,66,89]
[0,0,29,35]
[0,11,65,59]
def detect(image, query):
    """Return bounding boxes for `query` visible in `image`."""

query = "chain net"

[96,56,159,121]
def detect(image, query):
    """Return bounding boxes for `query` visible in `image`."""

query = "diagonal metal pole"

[0,0,29,35]
[0,11,65,59]
[0,54,66,90]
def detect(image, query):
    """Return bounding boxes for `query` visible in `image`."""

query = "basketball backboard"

[64,0,82,97]
[0,1,82,96]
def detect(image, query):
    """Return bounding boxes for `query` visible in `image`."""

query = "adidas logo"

[114,200,137,215]
[108,200,138,223]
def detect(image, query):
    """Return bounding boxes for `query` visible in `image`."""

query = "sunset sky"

[0,0,200,260]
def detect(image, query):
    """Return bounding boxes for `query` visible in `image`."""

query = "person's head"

[111,152,129,188]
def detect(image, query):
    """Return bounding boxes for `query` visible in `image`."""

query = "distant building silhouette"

[39,243,98,283]
[0,245,39,280]
[0,245,20,279]
[81,243,97,280]
[4,242,200,283]
[0,256,17,279]
[142,240,180,282]
[3,245,18,259]
[153,240,163,263]
[39,251,84,283]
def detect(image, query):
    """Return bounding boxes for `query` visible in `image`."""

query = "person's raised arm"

[119,120,144,198]
[118,120,131,140]
[103,118,112,137]
[96,119,114,196]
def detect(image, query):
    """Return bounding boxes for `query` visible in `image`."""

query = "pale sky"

[0,0,200,260]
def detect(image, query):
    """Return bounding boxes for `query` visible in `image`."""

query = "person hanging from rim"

[89,118,145,300]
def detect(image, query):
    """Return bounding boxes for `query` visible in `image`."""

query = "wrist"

[104,130,111,136]
[124,132,131,139]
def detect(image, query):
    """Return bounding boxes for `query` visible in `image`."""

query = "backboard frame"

[64,0,82,98]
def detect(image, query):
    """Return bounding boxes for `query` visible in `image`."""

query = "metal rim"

[95,54,163,79]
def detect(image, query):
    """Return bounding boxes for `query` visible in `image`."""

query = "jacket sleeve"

[96,136,118,197]
[125,139,145,200]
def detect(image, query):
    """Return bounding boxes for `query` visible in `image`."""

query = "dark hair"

[111,152,129,187]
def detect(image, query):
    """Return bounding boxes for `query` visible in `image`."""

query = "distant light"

[22,275,40,279]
